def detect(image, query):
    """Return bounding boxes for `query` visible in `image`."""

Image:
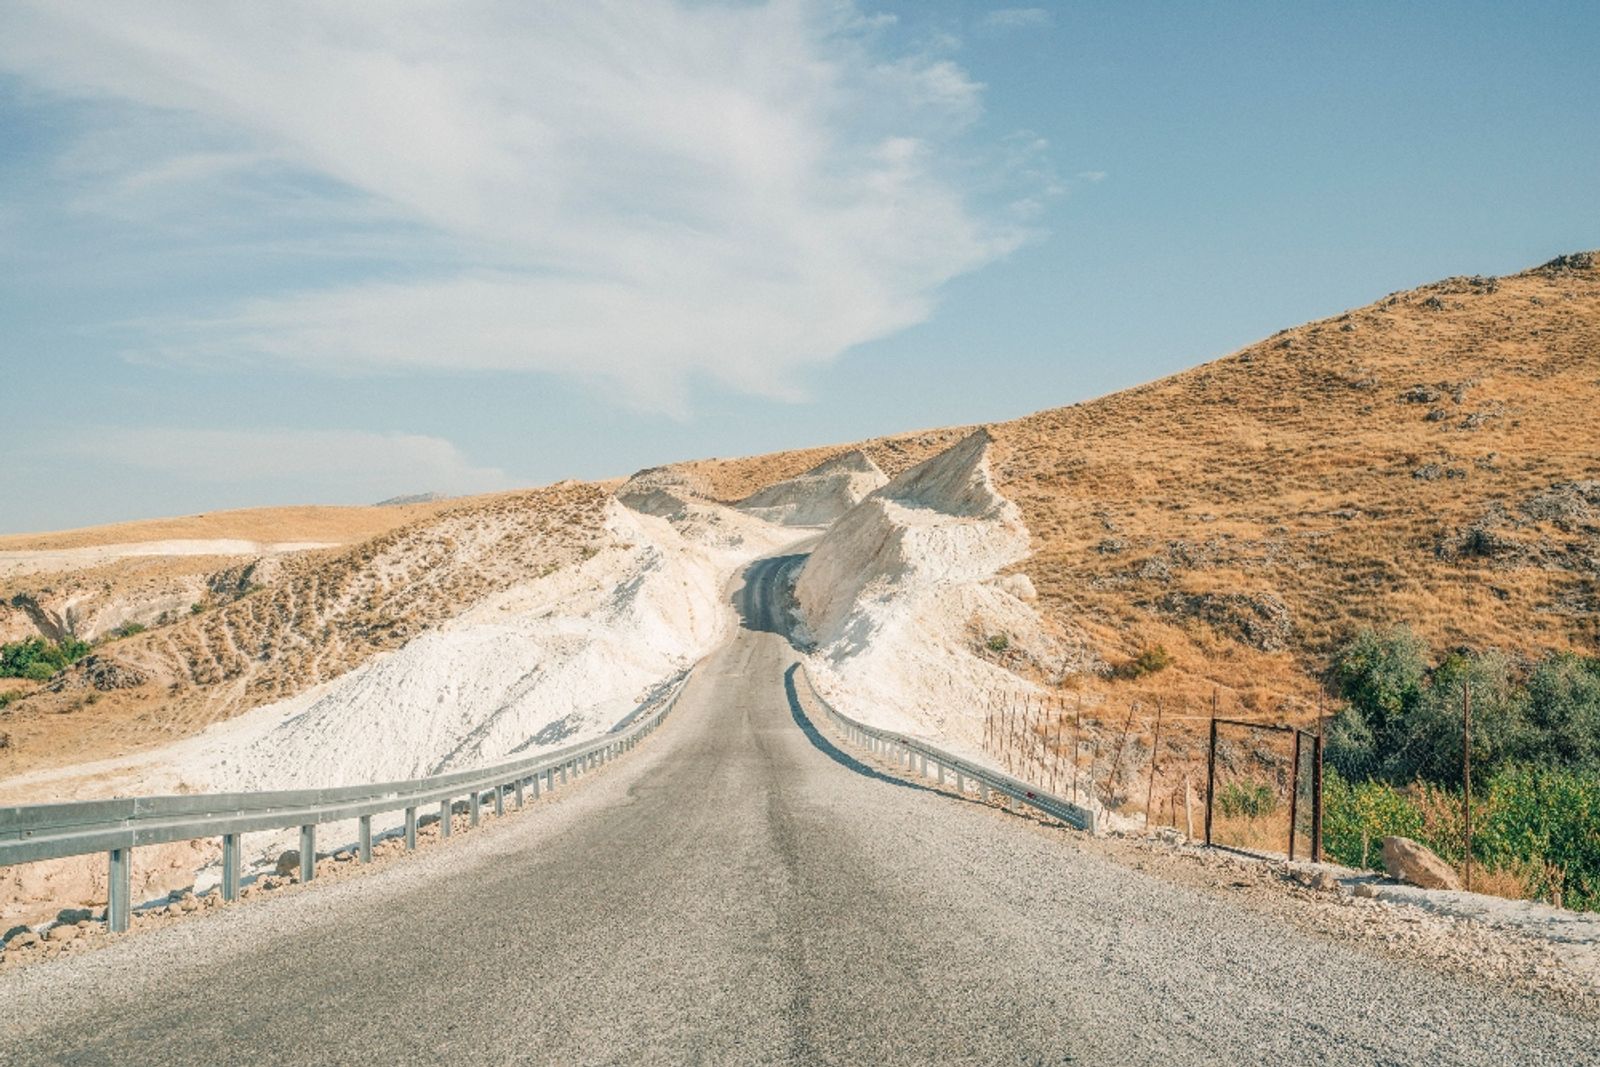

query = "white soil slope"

[734,450,887,527]
[1,487,804,919]
[795,430,1062,757]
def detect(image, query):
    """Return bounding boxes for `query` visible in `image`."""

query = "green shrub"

[1328,629,1600,788]
[0,636,91,680]
[1218,780,1277,819]
[1478,766,1600,911]
[1116,645,1172,680]
[1322,770,1426,870]
[0,689,22,709]
[1322,767,1600,911]
[112,622,147,639]
[985,633,1010,653]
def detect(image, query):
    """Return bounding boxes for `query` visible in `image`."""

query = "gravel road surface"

[1,555,1593,1065]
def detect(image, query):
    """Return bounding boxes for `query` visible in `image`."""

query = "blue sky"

[2,2,1596,534]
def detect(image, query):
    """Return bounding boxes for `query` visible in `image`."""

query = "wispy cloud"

[0,2,1042,414]
[70,428,510,500]
[983,8,1054,30]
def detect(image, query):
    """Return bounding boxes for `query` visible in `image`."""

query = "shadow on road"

[783,663,952,798]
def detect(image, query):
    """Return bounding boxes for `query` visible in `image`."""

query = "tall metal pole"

[1463,680,1473,893]
[1143,698,1164,830]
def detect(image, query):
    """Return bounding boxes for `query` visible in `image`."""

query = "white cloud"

[983,8,1054,30]
[0,2,1038,413]
[72,428,511,500]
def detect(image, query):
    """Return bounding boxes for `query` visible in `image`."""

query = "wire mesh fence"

[976,687,1323,855]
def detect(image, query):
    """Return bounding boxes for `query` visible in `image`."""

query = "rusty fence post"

[1204,693,1218,847]
[1104,702,1137,814]
[1463,680,1473,893]
[1287,729,1303,861]
[1143,698,1164,830]
[1312,726,1324,863]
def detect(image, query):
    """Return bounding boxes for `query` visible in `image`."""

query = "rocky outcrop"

[1382,836,1462,891]
[735,450,887,527]
[1152,591,1294,652]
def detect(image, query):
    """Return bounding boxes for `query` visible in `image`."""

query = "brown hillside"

[693,252,1600,718]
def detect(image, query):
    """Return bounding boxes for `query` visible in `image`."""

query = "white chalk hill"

[735,450,888,527]
[795,429,1056,751]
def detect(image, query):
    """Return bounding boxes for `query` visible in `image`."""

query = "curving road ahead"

[0,554,1592,1065]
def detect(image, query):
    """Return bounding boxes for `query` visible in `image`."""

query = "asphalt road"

[1,554,1594,1065]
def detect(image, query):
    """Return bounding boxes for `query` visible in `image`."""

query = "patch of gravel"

[1079,832,1598,1017]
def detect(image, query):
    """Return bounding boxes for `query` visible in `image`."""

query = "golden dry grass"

[0,502,450,552]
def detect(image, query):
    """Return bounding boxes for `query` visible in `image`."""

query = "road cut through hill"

[0,554,1592,1065]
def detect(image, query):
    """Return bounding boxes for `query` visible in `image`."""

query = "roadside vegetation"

[1321,625,1600,911]
[0,637,92,682]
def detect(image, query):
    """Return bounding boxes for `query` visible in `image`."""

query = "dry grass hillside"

[0,501,455,646]
[0,485,610,779]
[691,252,1600,724]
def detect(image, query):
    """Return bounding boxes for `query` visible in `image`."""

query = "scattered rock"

[1401,384,1442,404]
[1382,836,1462,891]
[275,850,302,877]
[1152,591,1294,652]
[1537,251,1596,274]
[80,655,150,692]
[6,930,40,948]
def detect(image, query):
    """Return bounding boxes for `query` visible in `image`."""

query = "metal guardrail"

[0,674,691,933]
[798,666,1095,834]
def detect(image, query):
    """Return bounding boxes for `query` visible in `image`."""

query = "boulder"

[1381,836,1462,890]
[274,850,302,877]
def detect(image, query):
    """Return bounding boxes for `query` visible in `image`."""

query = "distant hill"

[374,492,448,507]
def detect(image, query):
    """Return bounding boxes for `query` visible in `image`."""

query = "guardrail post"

[980,783,990,803]
[494,786,505,817]
[358,815,373,863]
[222,833,241,900]
[299,825,316,882]
[561,763,570,785]
[405,806,418,850]
[470,791,481,827]
[937,762,946,786]
[534,773,543,799]
[956,771,966,793]
[440,799,453,838]
[108,847,131,933]
[515,780,525,808]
